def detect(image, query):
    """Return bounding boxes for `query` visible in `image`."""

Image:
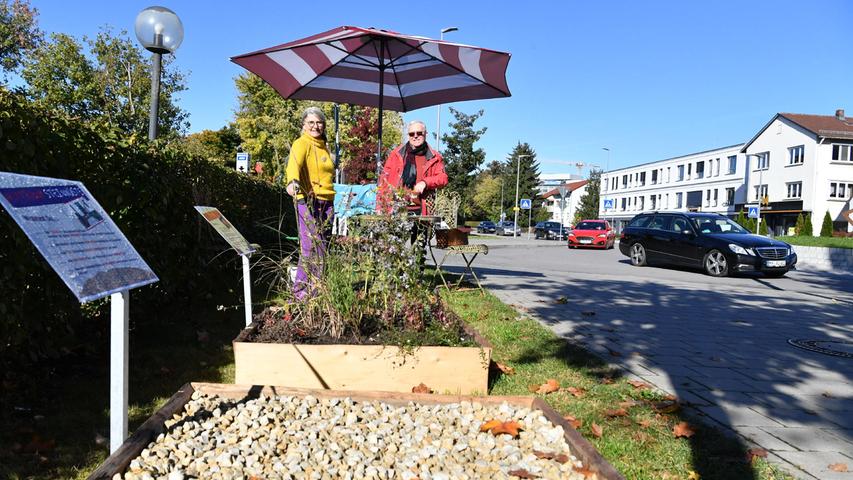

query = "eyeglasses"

[408,131,426,138]
[305,121,325,126]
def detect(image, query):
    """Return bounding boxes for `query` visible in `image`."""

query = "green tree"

[0,0,42,77]
[20,27,188,139]
[470,173,502,220]
[504,142,541,227]
[441,107,487,204]
[181,124,242,165]
[573,169,602,223]
[759,218,769,235]
[794,213,805,236]
[802,213,813,236]
[820,211,834,236]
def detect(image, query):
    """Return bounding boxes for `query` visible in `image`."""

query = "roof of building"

[540,180,588,199]
[741,110,853,152]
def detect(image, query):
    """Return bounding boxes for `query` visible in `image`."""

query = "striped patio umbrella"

[230,26,511,170]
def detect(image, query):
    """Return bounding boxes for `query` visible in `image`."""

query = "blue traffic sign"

[520,198,532,210]
[603,199,614,209]
[748,206,760,219]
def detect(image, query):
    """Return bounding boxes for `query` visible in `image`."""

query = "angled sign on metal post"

[520,198,532,209]
[748,206,760,219]
[195,206,256,327]
[0,171,158,454]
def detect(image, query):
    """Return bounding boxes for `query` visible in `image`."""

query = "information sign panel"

[195,206,256,256]
[0,172,158,303]
[748,206,760,219]
[520,198,532,209]
[603,199,614,209]
[236,152,250,173]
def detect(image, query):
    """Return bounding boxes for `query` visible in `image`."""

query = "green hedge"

[0,89,294,366]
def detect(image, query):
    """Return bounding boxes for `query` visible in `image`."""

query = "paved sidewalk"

[438,246,853,479]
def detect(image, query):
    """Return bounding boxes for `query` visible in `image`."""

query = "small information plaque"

[0,172,158,303]
[194,206,256,256]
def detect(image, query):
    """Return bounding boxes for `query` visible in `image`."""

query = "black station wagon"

[618,212,797,277]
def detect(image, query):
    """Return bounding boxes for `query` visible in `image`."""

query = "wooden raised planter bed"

[233,321,492,394]
[88,382,625,480]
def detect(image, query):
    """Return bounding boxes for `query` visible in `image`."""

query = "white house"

[540,180,588,225]
[599,145,749,232]
[537,173,584,195]
[741,109,853,235]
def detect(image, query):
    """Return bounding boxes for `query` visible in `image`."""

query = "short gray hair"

[301,107,326,124]
[407,120,427,132]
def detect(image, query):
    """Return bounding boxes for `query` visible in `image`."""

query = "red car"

[568,219,616,249]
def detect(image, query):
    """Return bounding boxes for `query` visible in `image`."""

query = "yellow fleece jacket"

[285,133,335,201]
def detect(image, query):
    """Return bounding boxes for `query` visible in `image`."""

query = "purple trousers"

[294,198,334,300]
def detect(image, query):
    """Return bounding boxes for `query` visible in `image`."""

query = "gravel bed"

[116,391,591,479]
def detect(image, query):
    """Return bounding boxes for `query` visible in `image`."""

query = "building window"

[788,145,804,165]
[675,192,683,208]
[715,158,721,176]
[755,152,769,170]
[786,182,802,199]
[727,155,737,174]
[755,184,768,201]
[726,187,735,206]
[622,175,628,188]
[705,190,711,207]
[651,170,658,185]
[687,163,692,179]
[620,198,626,210]
[677,165,684,181]
[832,144,853,162]
[696,161,705,179]
[829,181,853,199]
[665,193,669,209]
[713,189,718,206]
[650,196,656,210]
[639,196,644,211]
[639,171,646,186]
[667,167,671,182]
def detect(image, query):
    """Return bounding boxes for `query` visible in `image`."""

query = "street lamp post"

[602,147,610,227]
[747,153,765,234]
[435,26,458,152]
[513,154,531,238]
[135,6,184,140]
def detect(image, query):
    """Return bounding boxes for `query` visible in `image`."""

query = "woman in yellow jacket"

[285,107,335,300]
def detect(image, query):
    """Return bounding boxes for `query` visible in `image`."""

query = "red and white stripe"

[231,26,511,112]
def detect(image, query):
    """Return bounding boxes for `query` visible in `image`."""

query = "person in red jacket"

[377,120,448,215]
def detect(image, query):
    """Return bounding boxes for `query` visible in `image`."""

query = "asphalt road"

[437,237,853,479]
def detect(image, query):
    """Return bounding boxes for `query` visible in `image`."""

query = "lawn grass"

[778,235,853,249]
[443,288,795,480]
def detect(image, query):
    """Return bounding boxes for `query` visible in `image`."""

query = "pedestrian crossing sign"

[748,206,760,219]
[520,199,532,209]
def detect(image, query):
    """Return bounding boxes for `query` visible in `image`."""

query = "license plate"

[580,239,592,244]
[765,260,786,268]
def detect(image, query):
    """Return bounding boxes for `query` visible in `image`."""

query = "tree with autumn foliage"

[0,0,42,79]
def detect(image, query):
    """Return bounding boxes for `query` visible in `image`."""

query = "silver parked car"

[495,221,521,236]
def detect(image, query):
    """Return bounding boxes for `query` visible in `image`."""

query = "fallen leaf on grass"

[627,379,650,390]
[563,415,583,430]
[599,376,614,384]
[480,420,523,438]
[590,422,603,438]
[604,408,628,418]
[572,465,596,479]
[672,421,696,438]
[508,468,539,478]
[637,419,652,428]
[745,448,768,463]
[528,384,541,393]
[493,361,515,375]
[618,400,642,409]
[534,379,560,394]
[651,400,680,414]
[532,450,569,463]
[687,471,701,480]
[411,383,433,394]
[561,386,586,398]
[828,463,848,472]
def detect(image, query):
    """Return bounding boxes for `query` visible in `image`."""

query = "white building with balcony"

[599,145,749,232]
[741,109,853,235]
[540,180,588,225]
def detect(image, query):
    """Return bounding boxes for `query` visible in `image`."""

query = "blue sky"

[28,0,853,174]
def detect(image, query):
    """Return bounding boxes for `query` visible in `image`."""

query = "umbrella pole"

[376,38,386,179]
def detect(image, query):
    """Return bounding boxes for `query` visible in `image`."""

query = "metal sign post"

[520,198,532,239]
[110,290,129,452]
[195,207,257,327]
[0,172,159,454]
[557,186,568,239]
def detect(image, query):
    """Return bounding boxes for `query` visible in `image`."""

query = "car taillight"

[620,232,626,240]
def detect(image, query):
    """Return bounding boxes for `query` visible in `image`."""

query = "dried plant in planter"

[251,187,473,347]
